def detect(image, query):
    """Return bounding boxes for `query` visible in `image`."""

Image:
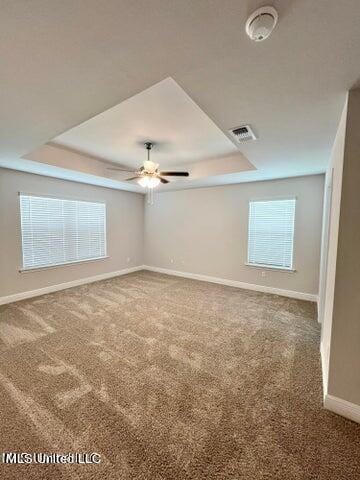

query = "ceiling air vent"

[230,125,257,143]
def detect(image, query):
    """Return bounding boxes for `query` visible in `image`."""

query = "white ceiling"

[1,0,360,190]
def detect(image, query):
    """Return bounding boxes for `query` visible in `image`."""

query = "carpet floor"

[0,270,359,479]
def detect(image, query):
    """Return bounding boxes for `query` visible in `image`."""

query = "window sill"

[245,263,296,273]
[19,256,109,273]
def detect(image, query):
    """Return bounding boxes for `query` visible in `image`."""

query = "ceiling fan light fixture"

[108,142,189,188]
[138,176,160,188]
[149,177,160,188]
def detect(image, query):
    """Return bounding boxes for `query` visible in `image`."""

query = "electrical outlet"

[127,257,131,263]
[170,258,174,264]
[261,270,266,277]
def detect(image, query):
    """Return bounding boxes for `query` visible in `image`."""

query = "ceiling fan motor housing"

[143,160,158,173]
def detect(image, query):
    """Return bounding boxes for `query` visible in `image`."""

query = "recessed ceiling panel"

[53,77,253,171]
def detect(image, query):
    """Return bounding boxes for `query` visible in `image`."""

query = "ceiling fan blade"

[159,177,170,184]
[125,176,140,181]
[107,167,135,172]
[159,171,189,177]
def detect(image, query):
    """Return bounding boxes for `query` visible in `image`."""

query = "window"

[247,198,296,270]
[20,194,107,270]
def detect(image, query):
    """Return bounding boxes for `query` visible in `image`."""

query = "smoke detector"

[245,6,278,42]
[230,125,257,143]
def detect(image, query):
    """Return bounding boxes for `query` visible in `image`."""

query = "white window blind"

[248,198,296,270]
[20,194,107,270]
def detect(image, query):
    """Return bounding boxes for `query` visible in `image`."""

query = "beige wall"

[0,169,144,298]
[144,175,324,296]
[328,89,360,406]
[0,169,325,300]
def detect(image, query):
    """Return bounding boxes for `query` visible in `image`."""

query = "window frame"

[18,192,108,272]
[246,196,297,272]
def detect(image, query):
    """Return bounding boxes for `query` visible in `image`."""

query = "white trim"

[320,340,328,399]
[143,265,317,302]
[19,255,109,273]
[0,265,144,306]
[324,394,360,424]
[18,191,107,204]
[248,195,298,202]
[245,262,296,273]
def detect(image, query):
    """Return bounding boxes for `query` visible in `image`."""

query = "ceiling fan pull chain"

[147,187,154,205]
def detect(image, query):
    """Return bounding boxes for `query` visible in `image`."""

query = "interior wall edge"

[320,340,328,400]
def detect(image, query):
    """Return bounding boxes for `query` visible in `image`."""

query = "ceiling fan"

[107,142,189,188]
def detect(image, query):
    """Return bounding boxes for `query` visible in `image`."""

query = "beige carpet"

[0,270,359,479]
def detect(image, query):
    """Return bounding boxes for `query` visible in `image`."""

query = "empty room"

[0,1,359,479]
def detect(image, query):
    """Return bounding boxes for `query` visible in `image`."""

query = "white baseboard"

[324,394,360,424]
[1,263,317,305]
[0,265,144,306]
[143,265,318,302]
